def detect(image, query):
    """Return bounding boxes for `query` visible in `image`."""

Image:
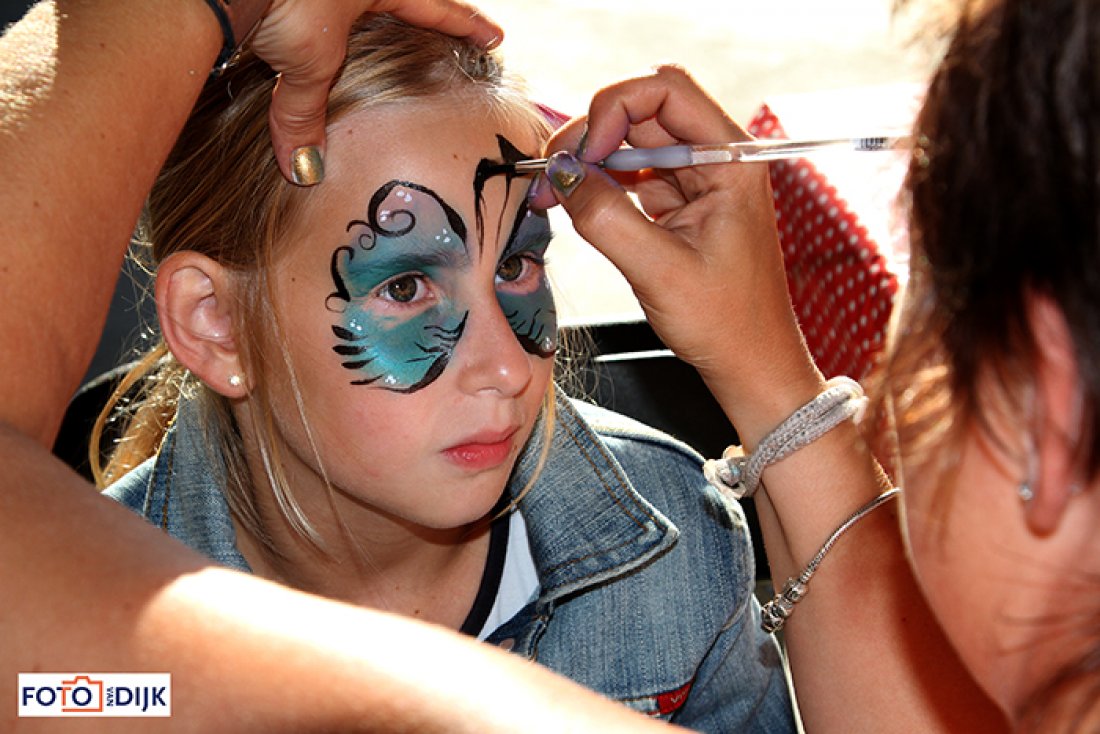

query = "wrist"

[202,0,272,75]
[701,350,826,452]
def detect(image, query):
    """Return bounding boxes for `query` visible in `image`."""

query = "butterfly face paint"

[477,135,557,358]
[327,180,470,392]
[496,201,556,357]
[327,136,556,393]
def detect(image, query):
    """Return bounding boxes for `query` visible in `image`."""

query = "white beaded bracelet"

[703,376,867,500]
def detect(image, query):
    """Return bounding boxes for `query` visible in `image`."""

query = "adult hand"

[536,66,823,439]
[253,0,502,184]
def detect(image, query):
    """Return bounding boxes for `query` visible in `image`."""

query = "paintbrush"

[508,135,909,173]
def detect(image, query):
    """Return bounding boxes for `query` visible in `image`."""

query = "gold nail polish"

[546,151,585,197]
[291,146,325,186]
[552,169,582,193]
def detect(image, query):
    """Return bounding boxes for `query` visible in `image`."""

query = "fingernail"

[291,146,325,186]
[546,151,585,198]
[574,125,589,160]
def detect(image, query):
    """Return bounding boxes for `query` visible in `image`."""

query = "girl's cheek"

[331,300,468,392]
[497,281,557,358]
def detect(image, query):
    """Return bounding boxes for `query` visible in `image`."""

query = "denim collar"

[138,388,679,591]
[141,398,252,572]
[509,392,680,603]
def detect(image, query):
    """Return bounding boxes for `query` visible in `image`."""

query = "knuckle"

[652,63,691,81]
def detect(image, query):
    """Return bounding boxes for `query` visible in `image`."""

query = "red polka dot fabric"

[748,105,898,381]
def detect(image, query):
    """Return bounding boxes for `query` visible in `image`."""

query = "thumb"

[269,65,336,186]
[256,10,350,187]
[544,152,677,290]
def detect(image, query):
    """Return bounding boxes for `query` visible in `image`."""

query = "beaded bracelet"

[203,0,272,76]
[703,376,867,500]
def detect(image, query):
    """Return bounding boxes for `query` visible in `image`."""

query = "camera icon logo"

[60,675,104,713]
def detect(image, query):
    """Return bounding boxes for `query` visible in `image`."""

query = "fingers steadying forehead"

[581,65,747,164]
[382,0,504,49]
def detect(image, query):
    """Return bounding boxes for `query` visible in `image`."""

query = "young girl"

[99,15,792,731]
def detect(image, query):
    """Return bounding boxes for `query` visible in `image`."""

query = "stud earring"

[228,374,244,388]
[1017,481,1035,503]
[1018,432,1038,503]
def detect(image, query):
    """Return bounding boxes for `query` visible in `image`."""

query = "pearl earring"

[228,374,244,388]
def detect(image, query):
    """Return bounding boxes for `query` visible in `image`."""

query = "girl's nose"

[453,301,534,398]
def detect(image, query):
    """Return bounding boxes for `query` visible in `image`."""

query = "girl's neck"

[233,471,495,630]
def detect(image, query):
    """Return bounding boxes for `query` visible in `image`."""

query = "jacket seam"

[559,405,658,530]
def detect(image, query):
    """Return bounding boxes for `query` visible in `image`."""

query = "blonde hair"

[93,15,555,551]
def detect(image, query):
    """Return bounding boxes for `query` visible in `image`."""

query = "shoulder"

[568,398,729,519]
[571,397,703,463]
[566,397,753,571]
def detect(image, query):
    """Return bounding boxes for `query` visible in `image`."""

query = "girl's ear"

[1026,294,1083,535]
[156,251,249,398]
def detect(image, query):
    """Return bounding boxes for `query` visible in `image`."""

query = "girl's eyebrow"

[357,244,468,277]
[501,203,554,259]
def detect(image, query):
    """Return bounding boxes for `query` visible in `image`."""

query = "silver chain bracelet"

[760,487,900,633]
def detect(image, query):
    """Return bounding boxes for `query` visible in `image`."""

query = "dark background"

[1,0,27,28]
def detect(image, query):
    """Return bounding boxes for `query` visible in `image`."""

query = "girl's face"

[262,99,554,532]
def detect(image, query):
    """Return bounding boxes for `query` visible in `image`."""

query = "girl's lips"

[442,428,518,471]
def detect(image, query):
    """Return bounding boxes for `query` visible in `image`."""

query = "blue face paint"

[496,201,556,357]
[327,180,470,392]
[327,136,557,393]
[477,135,557,358]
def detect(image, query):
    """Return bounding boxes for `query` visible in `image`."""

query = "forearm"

[0,424,671,732]
[0,0,220,445]
[717,393,1008,732]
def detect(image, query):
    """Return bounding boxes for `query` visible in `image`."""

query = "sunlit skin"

[229,99,555,626]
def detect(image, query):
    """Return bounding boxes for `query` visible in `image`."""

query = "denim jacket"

[107,392,795,732]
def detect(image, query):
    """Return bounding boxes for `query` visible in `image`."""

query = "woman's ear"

[1026,294,1083,535]
[156,251,249,398]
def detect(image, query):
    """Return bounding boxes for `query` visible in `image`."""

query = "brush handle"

[601,145,696,171]
[509,136,908,174]
[599,136,907,171]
